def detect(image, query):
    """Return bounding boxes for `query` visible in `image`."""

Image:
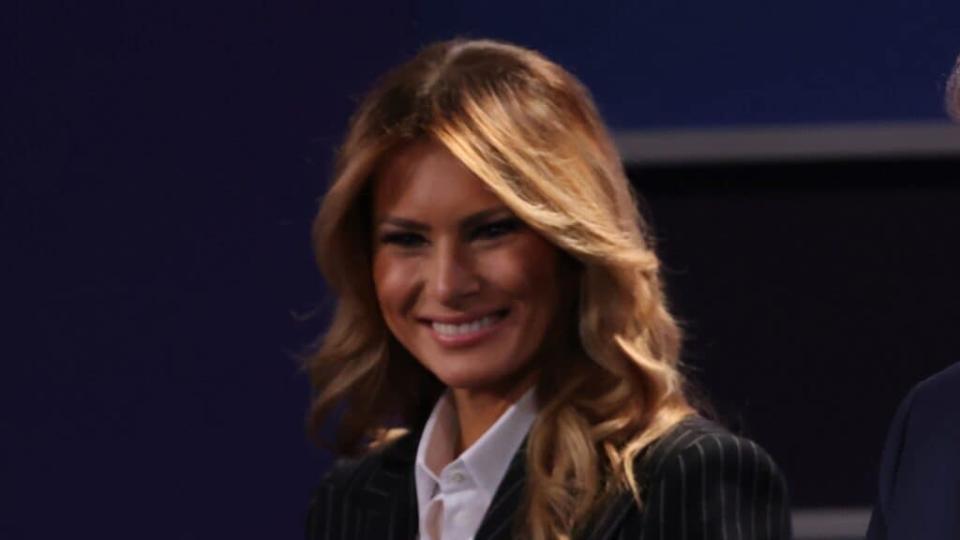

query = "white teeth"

[432,313,503,337]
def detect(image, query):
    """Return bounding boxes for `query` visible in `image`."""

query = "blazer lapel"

[470,448,637,540]
[473,443,527,540]
[353,430,530,540]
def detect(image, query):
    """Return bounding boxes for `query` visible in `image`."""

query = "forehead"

[372,141,503,220]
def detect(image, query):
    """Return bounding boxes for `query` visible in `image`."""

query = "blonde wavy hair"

[307,38,694,540]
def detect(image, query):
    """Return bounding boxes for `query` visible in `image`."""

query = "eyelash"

[379,232,426,248]
[470,218,521,240]
[378,218,522,247]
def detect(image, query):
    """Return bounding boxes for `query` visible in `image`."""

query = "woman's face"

[371,141,563,397]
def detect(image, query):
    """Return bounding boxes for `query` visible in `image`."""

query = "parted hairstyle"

[306,38,694,540]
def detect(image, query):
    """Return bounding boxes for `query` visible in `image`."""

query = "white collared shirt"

[414,387,538,540]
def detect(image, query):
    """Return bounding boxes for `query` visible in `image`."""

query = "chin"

[424,354,538,397]
[413,348,496,382]
[430,365,512,391]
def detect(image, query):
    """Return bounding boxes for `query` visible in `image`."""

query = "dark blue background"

[4,2,958,538]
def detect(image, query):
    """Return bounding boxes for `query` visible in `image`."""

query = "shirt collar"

[414,386,538,507]
[460,388,538,497]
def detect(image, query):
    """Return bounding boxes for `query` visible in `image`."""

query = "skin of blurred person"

[304,39,792,540]
[947,53,960,121]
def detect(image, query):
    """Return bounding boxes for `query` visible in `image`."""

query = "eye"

[379,231,427,248]
[471,218,522,241]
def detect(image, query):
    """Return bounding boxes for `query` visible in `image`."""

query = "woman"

[305,39,791,540]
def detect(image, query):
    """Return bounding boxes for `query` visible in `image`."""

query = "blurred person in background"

[865,54,960,540]
[304,39,791,540]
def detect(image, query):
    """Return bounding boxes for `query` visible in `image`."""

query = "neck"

[450,371,538,455]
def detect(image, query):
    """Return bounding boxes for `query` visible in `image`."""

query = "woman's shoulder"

[307,431,421,540]
[600,415,792,539]
[638,415,786,490]
[315,429,420,492]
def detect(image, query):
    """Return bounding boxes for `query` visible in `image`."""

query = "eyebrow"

[378,206,512,231]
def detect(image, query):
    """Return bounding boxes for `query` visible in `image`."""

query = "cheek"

[484,237,561,308]
[372,253,418,321]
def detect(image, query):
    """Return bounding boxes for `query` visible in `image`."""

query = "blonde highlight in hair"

[307,39,693,539]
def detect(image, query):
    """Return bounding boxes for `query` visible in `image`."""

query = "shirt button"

[451,471,465,483]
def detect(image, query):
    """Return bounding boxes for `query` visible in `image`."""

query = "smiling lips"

[425,309,510,347]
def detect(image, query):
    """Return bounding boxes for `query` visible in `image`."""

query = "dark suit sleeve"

[635,433,791,540]
[865,381,915,540]
[866,363,960,540]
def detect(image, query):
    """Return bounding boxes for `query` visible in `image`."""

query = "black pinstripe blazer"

[306,416,792,539]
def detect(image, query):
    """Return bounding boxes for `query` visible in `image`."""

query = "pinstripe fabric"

[306,416,792,540]
[306,432,421,540]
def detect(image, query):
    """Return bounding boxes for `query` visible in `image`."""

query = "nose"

[428,238,480,305]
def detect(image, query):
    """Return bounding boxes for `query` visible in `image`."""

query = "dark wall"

[4,3,415,538]
[409,0,960,127]
[631,160,960,506]
[4,1,958,538]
